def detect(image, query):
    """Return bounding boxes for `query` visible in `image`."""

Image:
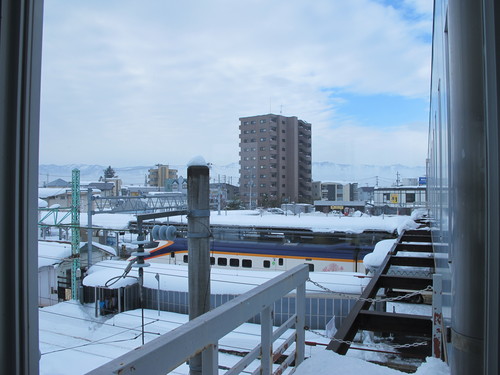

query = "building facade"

[239,114,312,207]
[311,181,359,202]
[148,164,178,188]
[373,186,426,214]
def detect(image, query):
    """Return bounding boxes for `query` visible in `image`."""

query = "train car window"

[263,260,270,268]
[306,263,314,272]
[170,252,175,258]
[183,255,188,263]
[230,258,239,267]
[217,258,227,266]
[242,259,252,268]
[210,257,215,265]
[278,258,284,266]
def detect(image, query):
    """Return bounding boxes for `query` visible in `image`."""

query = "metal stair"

[326,229,435,358]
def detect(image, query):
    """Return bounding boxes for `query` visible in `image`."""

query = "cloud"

[39,0,432,168]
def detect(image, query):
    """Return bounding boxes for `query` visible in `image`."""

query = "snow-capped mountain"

[39,162,426,187]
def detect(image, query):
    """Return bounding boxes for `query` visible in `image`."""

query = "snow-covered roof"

[38,198,48,208]
[38,187,101,199]
[38,241,72,268]
[80,241,117,256]
[38,241,116,269]
[83,260,371,294]
[38,187,68,198]
[154,210,417,235]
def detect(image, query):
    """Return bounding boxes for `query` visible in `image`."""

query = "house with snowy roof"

[38,241,116,307]
[38,187,100,213]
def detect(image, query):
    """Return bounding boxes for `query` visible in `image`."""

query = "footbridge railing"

[87,264,309,375]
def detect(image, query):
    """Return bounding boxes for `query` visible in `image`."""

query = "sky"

[39,0,433,168]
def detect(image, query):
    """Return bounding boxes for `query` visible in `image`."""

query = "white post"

[261,306,273,374]
[295,282,306,367]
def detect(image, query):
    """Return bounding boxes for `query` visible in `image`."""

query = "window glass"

[218,258,227,266]
[230,258,239,267]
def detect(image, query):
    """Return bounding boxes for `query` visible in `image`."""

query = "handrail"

[86,264,309,375]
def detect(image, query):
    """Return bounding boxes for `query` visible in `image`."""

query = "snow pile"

[294,350,449,375]
[411,208,429,221]
[363,239,397,271]
[296,350,399,374]
[395,216,419,235]
[187,155,207,167]
[413,357,450,375]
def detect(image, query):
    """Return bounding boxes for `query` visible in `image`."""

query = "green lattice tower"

[71,169,81,300]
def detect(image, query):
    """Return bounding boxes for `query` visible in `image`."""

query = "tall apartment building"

[148,164,178,188]
[239,114,312,207]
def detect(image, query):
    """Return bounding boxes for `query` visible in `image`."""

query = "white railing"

[87,264,309,375]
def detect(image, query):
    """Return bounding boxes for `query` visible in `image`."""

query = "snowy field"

[39,301,449,375]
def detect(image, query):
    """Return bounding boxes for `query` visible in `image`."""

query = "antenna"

[280,104,283,114]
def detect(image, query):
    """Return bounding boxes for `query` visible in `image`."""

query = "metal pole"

[217,174,221,215]
[187,160,211,375]
[137,225,146,346]
[87,188,93,269]
[155,273,160,316]
[432,274,443,359]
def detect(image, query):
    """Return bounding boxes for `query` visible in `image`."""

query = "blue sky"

[39,0,433,168]
[331,92,429,129]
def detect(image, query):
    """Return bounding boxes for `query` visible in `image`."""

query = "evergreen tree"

[104,166,115,179]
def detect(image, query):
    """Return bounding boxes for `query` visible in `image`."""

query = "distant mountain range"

[39,162,426,187]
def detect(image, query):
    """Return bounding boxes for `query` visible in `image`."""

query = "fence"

[87,264,309,375]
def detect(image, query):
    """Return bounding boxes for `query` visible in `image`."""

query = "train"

[139,238,375,273]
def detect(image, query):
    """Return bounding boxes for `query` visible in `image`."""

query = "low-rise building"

[373,186,427,215]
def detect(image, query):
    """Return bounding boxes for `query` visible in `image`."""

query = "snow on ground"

[83,260,372,295]
[39,301,449,375]
[294,350,449,375]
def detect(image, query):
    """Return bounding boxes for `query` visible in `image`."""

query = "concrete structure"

[148,164,178,188]
[239,114,312,207]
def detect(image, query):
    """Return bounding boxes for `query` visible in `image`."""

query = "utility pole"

[396,171,401,186]
[187,158,211,375]
[87,188,93,269]
[217,174,221,215]
[71,169,81,301]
